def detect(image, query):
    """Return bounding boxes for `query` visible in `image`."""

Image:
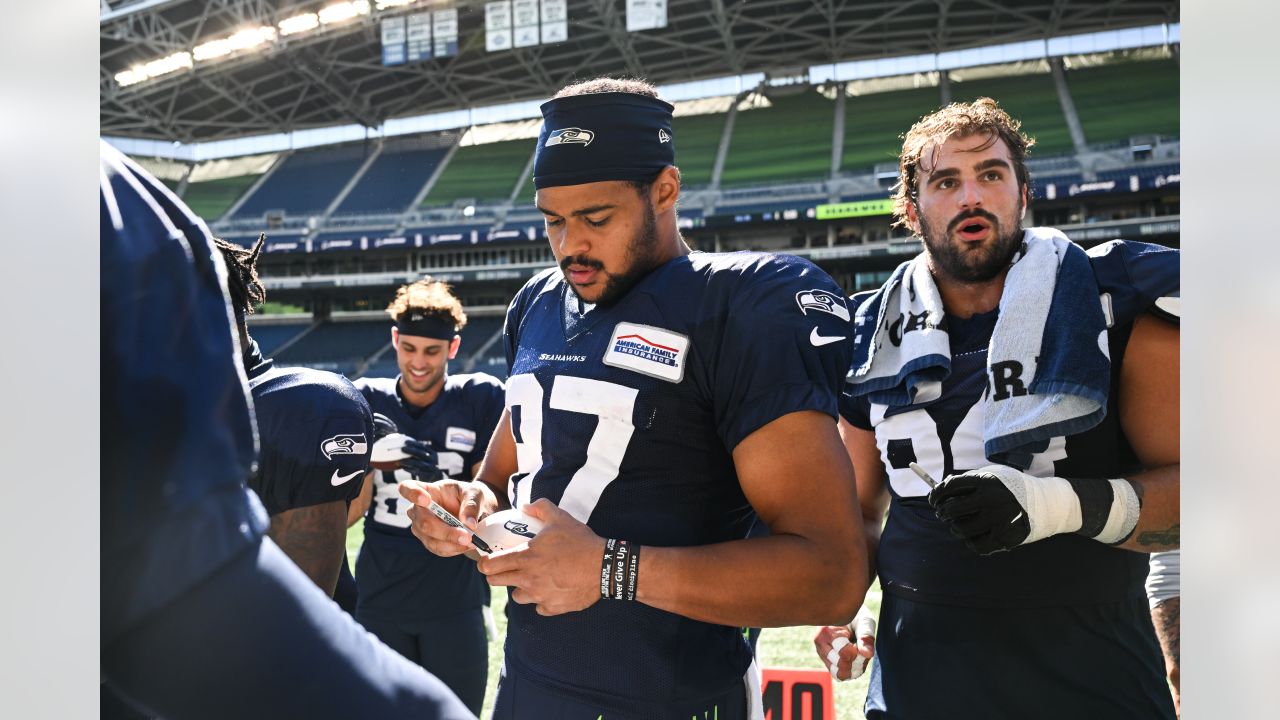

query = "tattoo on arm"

[267,501,347,596]
[1137,522,1180,549]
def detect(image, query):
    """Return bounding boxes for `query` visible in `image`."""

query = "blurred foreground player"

[100,141,473,720]
[214,234,369,609]
[351,280,505,715]
[401,79,866,720]
[814,98,1179,719]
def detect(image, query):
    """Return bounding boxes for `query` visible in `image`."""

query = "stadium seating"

[249,323,311,355]
[423,140,532,207]
[720,89,835,186]
[672,112,729,187]
[184,175,262,222]
[1067,58,1179,144]
[333,137,453,215]
[234,143,374,219]
[951,71,1075,155]
[274,320,389,375]
[841,86,943,174]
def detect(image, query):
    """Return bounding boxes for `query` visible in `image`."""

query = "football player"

[100,141,474,720]
[399,79,867,719]
[350,279,505,715]
[813,98,1179,719]
[213,234,371,606]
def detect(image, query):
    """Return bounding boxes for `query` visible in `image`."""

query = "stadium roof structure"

[101,0,1179,144]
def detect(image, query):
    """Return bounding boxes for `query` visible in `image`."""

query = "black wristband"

[1066,477,1115,539]
[612,540,630,600]
[600,539,616,600]
[623,542,640,602]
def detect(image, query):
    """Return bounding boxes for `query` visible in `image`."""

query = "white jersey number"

[506,373,637,523]
[370,451,466,527]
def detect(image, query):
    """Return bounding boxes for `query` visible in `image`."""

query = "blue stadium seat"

[234,144,374,219]
[249,323,310,355]
[274,320,389,372]
[333,141,451,215]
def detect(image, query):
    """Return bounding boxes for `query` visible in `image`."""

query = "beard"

[920,208,1024,283]
[561,202,662,307]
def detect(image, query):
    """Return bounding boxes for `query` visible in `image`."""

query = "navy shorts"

[101,539,474,720]
[866,592,1176,719]
[358,608,489,715]
[491,660,753,720]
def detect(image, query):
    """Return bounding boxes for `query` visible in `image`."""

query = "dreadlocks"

[213,233,267,321]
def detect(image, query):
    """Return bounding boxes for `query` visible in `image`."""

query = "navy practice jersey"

[354,373,505,619]
[245,342,373,515]
[500,252,853,712]
[101,142,265,644]
[842,241,1179,608]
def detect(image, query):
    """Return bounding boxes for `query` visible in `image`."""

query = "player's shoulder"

[444,371,506,395]
[669,251,846,319]
[353,374,399,399]
[1086,239,1180,326]
[254,365,369,415]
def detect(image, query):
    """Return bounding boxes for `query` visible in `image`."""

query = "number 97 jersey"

[500,252,852,711]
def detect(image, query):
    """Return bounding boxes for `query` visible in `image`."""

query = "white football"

[370,433,411,470]
[474,509,543,553]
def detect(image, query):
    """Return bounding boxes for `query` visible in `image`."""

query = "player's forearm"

[1115,464,1179,552]
[636,534,867,628]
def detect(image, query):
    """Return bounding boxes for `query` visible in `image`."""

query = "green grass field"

[347,520,881,719]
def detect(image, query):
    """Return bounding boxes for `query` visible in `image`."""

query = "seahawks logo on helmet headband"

[545,127,595,147]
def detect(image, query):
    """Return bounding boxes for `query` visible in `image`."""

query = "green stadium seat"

[671,112,728,187]
[1067,58,1179,144]
[720,90,834,186]
[425,140,533,207]
[183,174,262,223]
[842,86,943,174]
[951,72,1075,156]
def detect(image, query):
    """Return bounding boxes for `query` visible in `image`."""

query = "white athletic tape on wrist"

[988,466,1081,543]
[1095,478,1141,544]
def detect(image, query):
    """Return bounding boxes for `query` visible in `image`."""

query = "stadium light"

[193,26,277,61]
[318,1,371,25]
[279,13,320,35]
[115,51,193,86]
[375,0,417,8]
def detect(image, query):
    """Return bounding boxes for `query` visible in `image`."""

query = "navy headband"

[533,92,675,189]
[395,314,456,340]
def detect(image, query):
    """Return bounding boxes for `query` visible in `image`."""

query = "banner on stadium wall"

[485,1,513,52]
[433,8,459,58]
[815,199,894,220]
[540,0,567,44]
[760,667,834,720]
[380,16,407,66]
[406,12,433,63]
[626,0,667,32]
[512,0,540,48]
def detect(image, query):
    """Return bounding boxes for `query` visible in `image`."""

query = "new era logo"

[658,129,671,143]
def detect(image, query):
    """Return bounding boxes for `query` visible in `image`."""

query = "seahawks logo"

[545,127,594,147]
[795,289,850,322]
[504,520,536,538]
[321,433,368,460]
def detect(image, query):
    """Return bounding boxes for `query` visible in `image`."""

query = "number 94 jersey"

[501,252,852,709]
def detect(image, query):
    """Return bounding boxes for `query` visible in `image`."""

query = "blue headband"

[533,92,675,189]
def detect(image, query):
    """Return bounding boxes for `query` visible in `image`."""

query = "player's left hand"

[476,499,605,617]
[400,438,442,481]
[927,464,1140,555]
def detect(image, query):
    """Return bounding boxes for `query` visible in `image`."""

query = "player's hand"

[928,464,1140,555]
[476,499,604,617]
[400,479,497,557]
[814,607,876,681]
[371,412,399,440]
[399,438,442,481]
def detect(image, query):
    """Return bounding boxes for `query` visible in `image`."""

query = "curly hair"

[892,97,1035,230]
[212,233,266,320]
[386,278,467,331]
[553,77,659,99]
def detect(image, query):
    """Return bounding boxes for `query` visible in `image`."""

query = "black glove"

[371,413,399,440]
[400,438,442,481]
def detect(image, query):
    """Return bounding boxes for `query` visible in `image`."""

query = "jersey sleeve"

[705,257,854,451]
[254,389,374,514]
[1088,240,1180,326]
